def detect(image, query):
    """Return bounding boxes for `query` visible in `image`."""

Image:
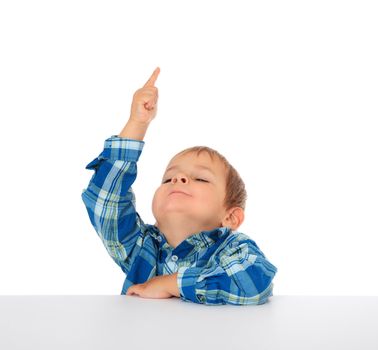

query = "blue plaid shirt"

[81,135,277,306]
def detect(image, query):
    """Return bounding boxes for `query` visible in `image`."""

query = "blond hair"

[172,146,247,210]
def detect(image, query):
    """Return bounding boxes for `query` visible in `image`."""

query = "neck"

[154,216,220,248]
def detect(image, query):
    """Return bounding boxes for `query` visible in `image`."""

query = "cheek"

[195,188,217,205]
[205,188,224,208]
[152,187,165,211]
[151,189,159,211]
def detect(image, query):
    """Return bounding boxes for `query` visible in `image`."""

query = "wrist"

[118,119,149,140]
[166,272,180,298]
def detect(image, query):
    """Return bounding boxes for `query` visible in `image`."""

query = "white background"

[0,0,377,296]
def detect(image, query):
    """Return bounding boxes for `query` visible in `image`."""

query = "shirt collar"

[147,224,232,258]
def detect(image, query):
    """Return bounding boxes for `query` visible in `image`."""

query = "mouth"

[170,190,191,196]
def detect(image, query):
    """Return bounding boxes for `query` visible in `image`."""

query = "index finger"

[143,67,160,87]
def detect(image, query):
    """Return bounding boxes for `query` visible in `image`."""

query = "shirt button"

[157,236,162,242]
[171,255,178,262]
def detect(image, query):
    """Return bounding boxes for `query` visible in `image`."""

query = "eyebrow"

[164,164,215,175]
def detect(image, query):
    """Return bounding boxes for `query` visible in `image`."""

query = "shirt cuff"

[102,135,145,162]
[177,266,206,304]
[85,135,145,170]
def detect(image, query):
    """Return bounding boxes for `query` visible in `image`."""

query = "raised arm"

[81,67,160,274]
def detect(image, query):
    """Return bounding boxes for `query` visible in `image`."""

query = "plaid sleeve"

[81,135,146,274]
[177,237,277,306]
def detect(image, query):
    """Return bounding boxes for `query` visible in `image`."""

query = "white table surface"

[1,295,377,350]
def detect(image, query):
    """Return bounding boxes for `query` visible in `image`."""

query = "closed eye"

[162,178,209,184]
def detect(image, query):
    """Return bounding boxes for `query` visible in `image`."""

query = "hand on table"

[126,272,180,299]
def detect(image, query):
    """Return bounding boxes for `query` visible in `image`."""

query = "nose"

[172,174,188,184]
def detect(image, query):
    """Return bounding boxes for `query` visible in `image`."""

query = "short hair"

[171,146,247,210]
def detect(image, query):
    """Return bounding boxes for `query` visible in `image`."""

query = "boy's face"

[152,151,228,230]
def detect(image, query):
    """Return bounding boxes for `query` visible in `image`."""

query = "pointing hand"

[129,67,160,125]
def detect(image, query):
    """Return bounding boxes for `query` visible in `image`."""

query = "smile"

[170,191,191,196]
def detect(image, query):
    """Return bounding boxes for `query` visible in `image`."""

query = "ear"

[221,207,245,230]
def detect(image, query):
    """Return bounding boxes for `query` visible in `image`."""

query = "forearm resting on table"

[164,272,180,297]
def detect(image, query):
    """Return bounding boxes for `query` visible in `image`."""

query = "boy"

[81,67,277,306]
